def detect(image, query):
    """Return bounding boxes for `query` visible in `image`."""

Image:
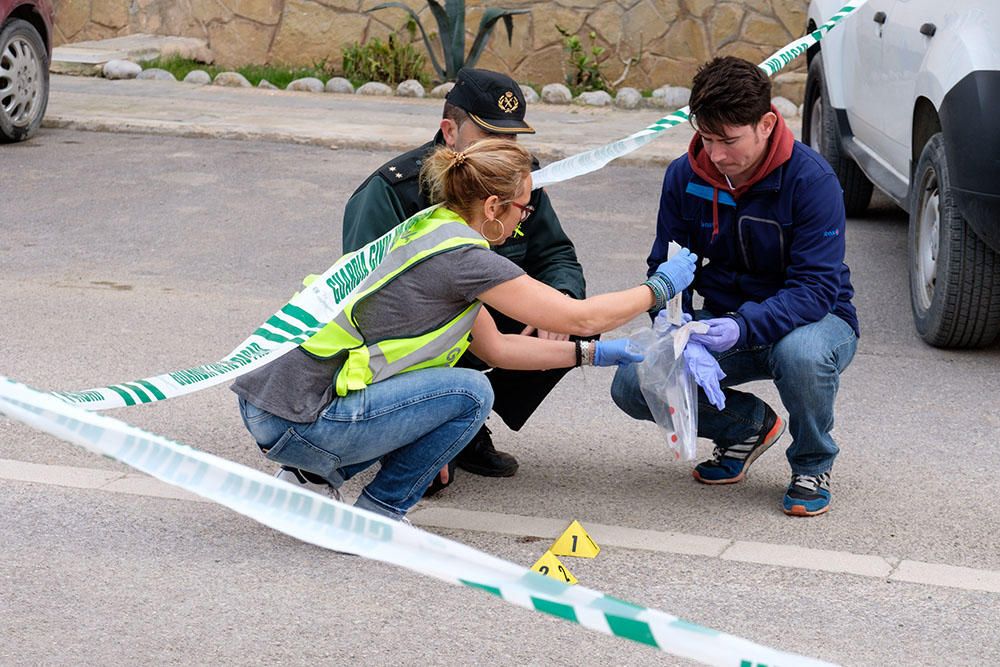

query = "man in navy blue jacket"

[611,56,859,516]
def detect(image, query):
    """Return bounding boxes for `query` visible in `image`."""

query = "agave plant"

[367,0,530,82]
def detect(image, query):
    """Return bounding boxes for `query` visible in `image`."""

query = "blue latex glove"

[652,248,698,297]
[593,338,644,367]
[683,341,726,410]
[689,317,740,353]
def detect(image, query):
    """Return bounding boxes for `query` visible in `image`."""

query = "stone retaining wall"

[52,0,809,101]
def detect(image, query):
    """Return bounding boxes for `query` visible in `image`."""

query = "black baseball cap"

[445,68,535,135]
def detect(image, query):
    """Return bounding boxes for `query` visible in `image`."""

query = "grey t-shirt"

[232,245,524,422]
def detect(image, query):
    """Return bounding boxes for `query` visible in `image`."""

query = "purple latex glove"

[689,317,740,352]
[653,309,692,335]
[593,338,644,367]
[683,341,726,410]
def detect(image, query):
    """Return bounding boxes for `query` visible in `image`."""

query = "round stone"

[430,82,454,98]
[615,87,642,109]
[575,90,613,107]
[519,84,539,105]
[325,77,355,94]
[213,71,252,88]
[258,79,278,90]
[396,79,425,98]
[356,81,393,96]
[286,77,325,93]
[541,83,572,105]
[136,68,176,82]
[772,96,799,118]
[183,70,212,85]
[102,59,142,80]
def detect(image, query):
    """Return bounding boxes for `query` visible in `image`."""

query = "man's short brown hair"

[688,56,772,136]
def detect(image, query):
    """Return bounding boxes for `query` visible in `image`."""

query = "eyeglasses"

[507,200,535,223]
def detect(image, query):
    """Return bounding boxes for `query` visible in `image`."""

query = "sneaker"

[274,466,343,503]
[693,406,785,484]
[783,472,831,516]
[455,425,519,477]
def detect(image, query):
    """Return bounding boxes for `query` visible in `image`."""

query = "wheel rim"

[809,96,823,152]
[914,169,941,311]
[0,35,43,127]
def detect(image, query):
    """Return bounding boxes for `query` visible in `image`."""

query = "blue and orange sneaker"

[782,472,831,516]
[693,406,785,484]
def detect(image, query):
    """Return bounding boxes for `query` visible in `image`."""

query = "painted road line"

[891,561,1000,594]
[4,458,999,596]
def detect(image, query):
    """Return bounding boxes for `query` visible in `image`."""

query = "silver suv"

[803,0,1000,348]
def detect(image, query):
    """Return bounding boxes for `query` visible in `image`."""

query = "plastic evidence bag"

[631,319,707,461]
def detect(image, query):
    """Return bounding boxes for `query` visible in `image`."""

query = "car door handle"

[873,11,887,24]
[920,22,937,37]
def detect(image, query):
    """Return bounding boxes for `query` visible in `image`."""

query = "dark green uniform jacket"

[339,132,589,431]
[342,132,586,299]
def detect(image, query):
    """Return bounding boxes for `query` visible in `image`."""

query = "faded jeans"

[238,367,493,519]
[611,313,858,475]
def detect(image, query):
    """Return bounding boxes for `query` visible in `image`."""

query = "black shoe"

[455,426,518,477]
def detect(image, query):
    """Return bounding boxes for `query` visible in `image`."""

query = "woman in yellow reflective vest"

[232,139,697,521]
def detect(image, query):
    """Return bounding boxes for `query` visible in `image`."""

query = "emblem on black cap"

[498,91,519,114]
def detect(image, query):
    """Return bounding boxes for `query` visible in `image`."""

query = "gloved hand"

[654,248,698,296]
[683,341,726,410]
[688,317,740,353]
[654,309,692,335]
[644,248,698,311]
[593,338,644,367]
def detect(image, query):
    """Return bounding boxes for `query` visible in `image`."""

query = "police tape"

[49,206,436,411]
[531,0,869,189]
[0,377,838,667]
[49,1,867,412]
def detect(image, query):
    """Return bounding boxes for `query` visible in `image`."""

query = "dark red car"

[1,0,53,142]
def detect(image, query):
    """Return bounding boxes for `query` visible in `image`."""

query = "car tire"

[908,133,1000,348]
[0,18,49,143]
[802,55,873,216]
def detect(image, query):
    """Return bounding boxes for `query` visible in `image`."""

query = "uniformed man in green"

[342,68,588,492]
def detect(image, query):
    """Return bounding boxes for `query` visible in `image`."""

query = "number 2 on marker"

[557,565,571,582]
[539,565,549,575]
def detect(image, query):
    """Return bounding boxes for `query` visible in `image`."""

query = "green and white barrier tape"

[531,0,869,189]
[50,207,433,411]
[0,378,838,667]
[49,1,867,412]
[12,7,867,662]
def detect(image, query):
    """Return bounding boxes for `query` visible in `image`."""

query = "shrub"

[368,0,529,82]
[341,34,429,87]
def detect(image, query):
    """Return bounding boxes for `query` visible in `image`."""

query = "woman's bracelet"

[642,273,676,312]
[574,340,596,367]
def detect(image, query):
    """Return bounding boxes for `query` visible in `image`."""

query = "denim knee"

[449,368,495,422]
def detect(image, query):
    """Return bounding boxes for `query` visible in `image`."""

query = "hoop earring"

[482,217,505,243]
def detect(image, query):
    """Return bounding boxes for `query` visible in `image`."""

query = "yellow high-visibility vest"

[301,206,489,396]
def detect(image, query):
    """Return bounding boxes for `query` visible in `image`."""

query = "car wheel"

[802,55,873,216]
[0,18,49,143]
[908,133,1000,348]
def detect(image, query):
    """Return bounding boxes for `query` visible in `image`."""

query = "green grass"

[140,55,339,88]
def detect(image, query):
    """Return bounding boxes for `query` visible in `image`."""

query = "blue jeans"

[611,313,858,475]
[238,367,493,519]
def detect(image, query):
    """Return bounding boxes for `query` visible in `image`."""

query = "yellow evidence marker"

[550,520,600,558]
[531,551,578,585]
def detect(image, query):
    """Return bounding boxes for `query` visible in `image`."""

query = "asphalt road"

[2,128,999,666]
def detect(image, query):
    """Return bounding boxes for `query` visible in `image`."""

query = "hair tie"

[452,151,467,167]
